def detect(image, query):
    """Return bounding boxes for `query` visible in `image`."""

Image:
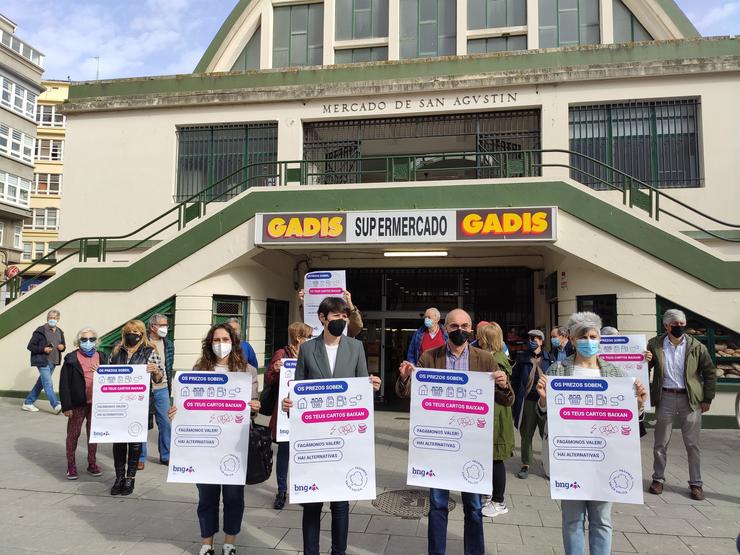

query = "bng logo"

[294,483,319,492]
[411,467,435,478]
[172,465,195,474]
[92,431,110,438]
[554,480,581,490]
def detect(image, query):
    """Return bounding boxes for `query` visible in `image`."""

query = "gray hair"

[47,309,60,319]
[600,326,619,335]
[662,309,686,326]
[566,312,603,340]
[149,313,168,326]
[74,326,98,347]
[425,307,441,320]
[552,325,568,337]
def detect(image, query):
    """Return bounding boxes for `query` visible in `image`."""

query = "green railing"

[3,149,738,302]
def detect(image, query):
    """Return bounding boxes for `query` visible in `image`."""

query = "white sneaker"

[480,494,492,505]
[53,404,62,414]
[21,404,39,412]
[198,545,214,555]
[222,544,236,555]
[482,501,508,518]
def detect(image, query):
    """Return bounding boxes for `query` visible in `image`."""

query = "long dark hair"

[195,323,247,372]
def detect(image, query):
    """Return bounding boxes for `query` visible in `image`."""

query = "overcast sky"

[1,0,738,81]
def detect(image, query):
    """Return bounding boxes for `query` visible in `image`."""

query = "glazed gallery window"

[612,0,651,43]
[468,35,527,53]
[335,47,389,63]
[336,0,389,40]
[273,4,324,67]
[35,139,64,161]
[400,0,456,59]
[539,0,600,48]
[0,123,34,165]
[468,0,526,30]
[24,208,59,230]
[22,241,31,261]
[33,173,62,195]
[569,98,702,189]
[0,170,31,208]
[0,74,37,120]
[36,104,66,127]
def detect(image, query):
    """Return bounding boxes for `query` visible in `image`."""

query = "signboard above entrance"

[255,208,557,245]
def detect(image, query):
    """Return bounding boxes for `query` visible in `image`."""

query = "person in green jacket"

[476,322,515,518]
[647,309,716,501]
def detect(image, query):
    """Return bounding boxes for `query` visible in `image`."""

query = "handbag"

[246,423,273,485]
[259,382,277,416]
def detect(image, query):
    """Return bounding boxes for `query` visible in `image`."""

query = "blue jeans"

[302,501,349,555]
[561,500,613,555]
[428,488,484,555]
[140,387,171,462]
[24,364,58,407]
[276,441,289,492]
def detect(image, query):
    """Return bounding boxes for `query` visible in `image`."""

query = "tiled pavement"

[1,397,738,554]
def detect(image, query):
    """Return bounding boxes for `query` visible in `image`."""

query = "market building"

[0,0,738,419]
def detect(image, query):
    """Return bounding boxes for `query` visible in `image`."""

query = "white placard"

[167,371,252,485]
[90,365,150,443]
[289,377,376,503]
[407,369,494,495]
[547,376,644,504]
[303,270,347,338]
[276,359,297,442]
[599,335,650,408]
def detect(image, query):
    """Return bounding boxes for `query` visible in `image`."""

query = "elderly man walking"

[648,309,716,501]
[23,309,66,413]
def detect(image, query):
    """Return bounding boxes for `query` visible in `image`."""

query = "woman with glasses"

[265,321,313,509]
[59,326,107,480]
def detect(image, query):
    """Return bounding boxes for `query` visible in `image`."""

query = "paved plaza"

[1,397,738,554]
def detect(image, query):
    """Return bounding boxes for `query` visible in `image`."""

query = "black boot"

[120,477,135,496]
[110,469,125,496]
[273,491,287,510]
[126,442,141,478]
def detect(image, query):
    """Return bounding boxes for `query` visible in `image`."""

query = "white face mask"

[212,342,232,359]
[156,326,168,338]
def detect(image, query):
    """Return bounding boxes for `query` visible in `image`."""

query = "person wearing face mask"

[647,309,716,501]
[397,308,513,555]
[138,313,174,468]
[59,327,108,480]
[281,297,381,555]
[109,320,164,496]
[549,326,574,362]
[168,323,260,555]
[23,309,66,413]
[535,312,647,555]
[265,321,313,510]
[406,307,448,365]
[511,329,554,480]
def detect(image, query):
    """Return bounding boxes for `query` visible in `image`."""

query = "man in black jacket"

[23,309,66,413]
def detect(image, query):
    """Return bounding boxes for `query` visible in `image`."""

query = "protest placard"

[90,365,150,443]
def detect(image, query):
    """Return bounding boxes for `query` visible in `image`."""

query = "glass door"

[382,318,420,410]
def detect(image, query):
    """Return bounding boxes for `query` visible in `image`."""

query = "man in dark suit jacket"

[283,296,380,555]
[397,308,513,555]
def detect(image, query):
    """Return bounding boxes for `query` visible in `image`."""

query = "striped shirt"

[446,343,470,371]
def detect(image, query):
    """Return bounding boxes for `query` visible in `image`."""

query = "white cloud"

[687,1,740,35]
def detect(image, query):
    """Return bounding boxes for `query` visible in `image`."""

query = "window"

[0,29,44,66]
[0,123,34,164]
[35,104,65,127]
[539,0,600,48]
[0,221,4,244]
[24,208,59,230]
[22,241,31,261]
[212,296,249,339]
[264,299,290,366]
[33,173,62,195]
[335,47,388,63]
[468,0,526,30]
[34,139,63,161]
[0,170,32,208]
[33,242,46,260]
[569,98,702,189]
[272,4,324,68]
[613,0,651,43]
[577,294,617,329]
[400,0,456,59]
[232,26,261,71]
[13,222,21,249]
[176,122,277,201]
[336,0,389,40]
[468,35,527,53]
[0,73,37,119]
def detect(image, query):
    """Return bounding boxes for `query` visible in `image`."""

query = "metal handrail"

[3,149,737,301]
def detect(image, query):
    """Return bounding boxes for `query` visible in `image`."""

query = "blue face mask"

[528,340,539,352]
[80,340,96,356]
[48,319,58,328]
[424,318,434,329]
[551,337,560,348]
[576,338,600,358]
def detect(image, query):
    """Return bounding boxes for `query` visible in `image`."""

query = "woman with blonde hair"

[476,322,515,518]
[109,320,164,496]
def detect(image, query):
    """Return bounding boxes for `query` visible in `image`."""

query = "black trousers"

[112,442,141,477]
[492,459,506,503]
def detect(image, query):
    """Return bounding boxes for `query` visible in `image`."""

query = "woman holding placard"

[109,320,164,496]
[168,323,260,555]
[536,312,647,555]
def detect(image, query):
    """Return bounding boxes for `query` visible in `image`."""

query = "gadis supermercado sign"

[255,208,557,245]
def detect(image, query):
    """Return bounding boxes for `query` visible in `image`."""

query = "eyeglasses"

[81,337,97,342]
[447,323,472,331]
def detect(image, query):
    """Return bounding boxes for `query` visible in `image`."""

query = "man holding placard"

[536,312,647,555]
[397,308,513,555]
[282,297,381,555]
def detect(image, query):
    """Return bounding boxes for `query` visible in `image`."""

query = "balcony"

[0,28,44,67]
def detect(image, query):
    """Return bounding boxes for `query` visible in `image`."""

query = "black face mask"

[669,325,686,339]
[327,318,347,337]
[124,333,141,347]
[448,329,470,347]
